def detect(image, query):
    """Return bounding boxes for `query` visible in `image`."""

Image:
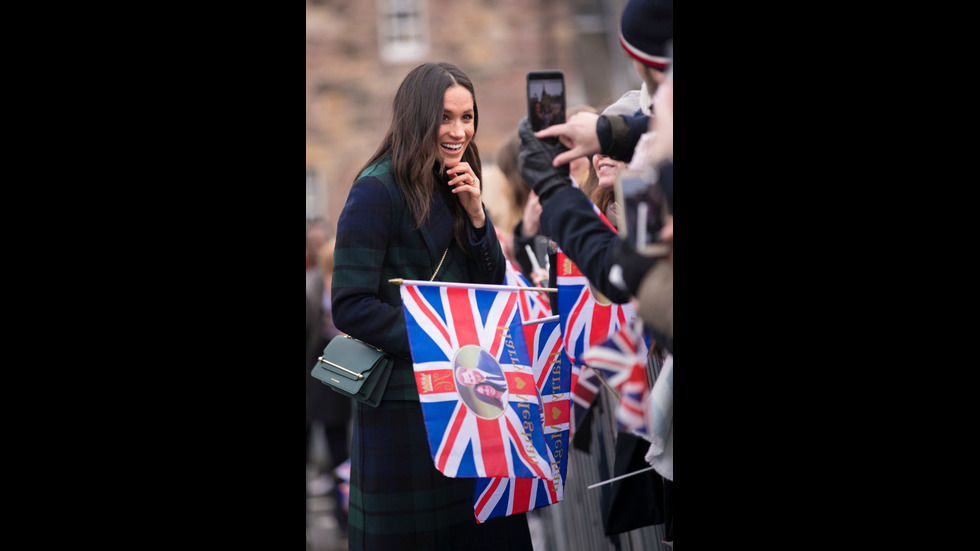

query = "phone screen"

[614,167,669,257]
[527,71,566,132]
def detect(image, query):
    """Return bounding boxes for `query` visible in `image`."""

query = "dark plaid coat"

[332,158,507,399]
[332,158,532,550]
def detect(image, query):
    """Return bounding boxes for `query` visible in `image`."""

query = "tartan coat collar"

[418,163,456,264]
[372,157,455,271]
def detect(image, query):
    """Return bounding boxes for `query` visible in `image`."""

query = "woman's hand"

[446,162,486,228]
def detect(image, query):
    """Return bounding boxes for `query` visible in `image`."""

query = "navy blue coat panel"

[539,185,633,304]
[332,158,507,402]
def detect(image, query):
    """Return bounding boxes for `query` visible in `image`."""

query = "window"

[377,0,429,63]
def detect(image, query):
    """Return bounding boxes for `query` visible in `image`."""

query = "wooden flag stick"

[587,465,657,489]
[525,245,542,273]
[389,278,557,293]
[590,367,621,401]
[522,315,559,326]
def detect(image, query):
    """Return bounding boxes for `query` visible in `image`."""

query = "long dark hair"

[475,378,508,394]
[357,62,482,254]
[496,134,529,210]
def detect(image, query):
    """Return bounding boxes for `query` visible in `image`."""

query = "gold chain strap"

[431,248,448,281]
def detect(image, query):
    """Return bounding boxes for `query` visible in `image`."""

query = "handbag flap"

[311,336,389,397]
[319,335,385,377]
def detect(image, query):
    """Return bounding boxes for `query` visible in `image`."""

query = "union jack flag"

[581,321,651,436]
[504,259,552,321]
[474,318,570,522]
[569,362,600,440]
[400,283,553,480]
[555,249,636,368]
[504,259,553,370]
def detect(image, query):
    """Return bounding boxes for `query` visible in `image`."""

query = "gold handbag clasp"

[317,357,364,379]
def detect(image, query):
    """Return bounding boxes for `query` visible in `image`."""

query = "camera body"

[526,71,566,133]
[614,166,670,257]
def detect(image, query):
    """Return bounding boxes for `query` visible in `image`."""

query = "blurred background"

[306,0,642,234]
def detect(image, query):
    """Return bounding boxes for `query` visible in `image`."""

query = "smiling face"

[456,367,485,386]
[438,84,475,168]
[593,153,627,190]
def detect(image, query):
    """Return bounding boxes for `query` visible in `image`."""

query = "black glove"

[608,238,660,296]
[517,117,573,206]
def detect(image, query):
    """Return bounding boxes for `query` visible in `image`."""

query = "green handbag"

[311,335,393,408]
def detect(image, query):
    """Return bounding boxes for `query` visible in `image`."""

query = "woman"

[472,382,506,410]
[497,134,550,286]
[588,153,625,220]
[332,62,531,550]
[500,105,597,287]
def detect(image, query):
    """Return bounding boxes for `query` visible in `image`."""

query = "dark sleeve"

[466,207,507,284]
[332,176,413,358]
[512,220,536,278]
[597,114,651,164]
[539,186,633,304]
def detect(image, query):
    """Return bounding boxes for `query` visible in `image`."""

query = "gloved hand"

[517,117,573,206]
[608,238,660,296]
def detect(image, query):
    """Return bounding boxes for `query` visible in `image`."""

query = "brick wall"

[307,0,637,235]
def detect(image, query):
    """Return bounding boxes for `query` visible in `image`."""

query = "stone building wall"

[307,0,638,235]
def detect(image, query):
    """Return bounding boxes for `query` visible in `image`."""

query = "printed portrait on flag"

[400,282,554,481]
[453,345,510,418]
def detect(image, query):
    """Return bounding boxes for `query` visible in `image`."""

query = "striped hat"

[619,0,673,72]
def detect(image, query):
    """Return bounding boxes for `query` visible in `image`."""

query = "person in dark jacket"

[516,0,673,354]
[532,0,672,169]
[331,61,531,551]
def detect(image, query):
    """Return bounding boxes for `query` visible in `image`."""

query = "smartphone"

[526,71,566,132]
[614,167,670,257]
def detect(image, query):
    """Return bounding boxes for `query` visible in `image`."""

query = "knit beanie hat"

[601,89,643,118]
[619,0,673,72]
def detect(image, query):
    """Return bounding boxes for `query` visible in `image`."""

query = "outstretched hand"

[533,111,601,168]
[517,117,573,206]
